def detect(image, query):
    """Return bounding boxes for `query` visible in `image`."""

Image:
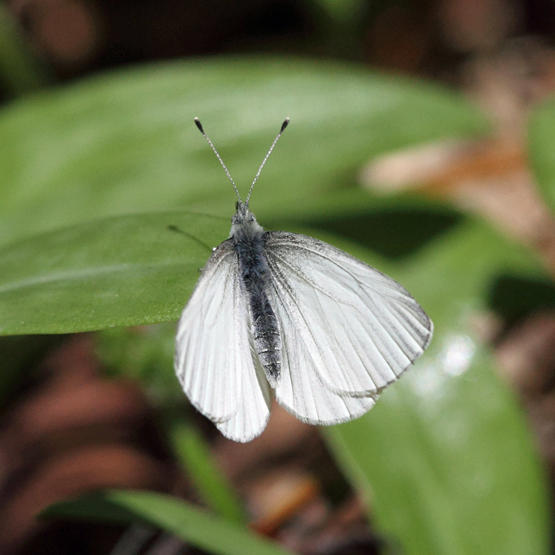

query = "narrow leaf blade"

[529,97,555,211]
[41,490,292,555]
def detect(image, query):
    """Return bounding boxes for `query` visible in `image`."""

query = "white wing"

[265,232,432,421]
[175,240,272,442]
[216,335,272,442]
[272,286,377,424]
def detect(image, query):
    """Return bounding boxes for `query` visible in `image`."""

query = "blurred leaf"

[42,489,292,555]
[529,97,555,211]
[0,57,486,246]
[96,323,181,404]
[321,210,550,555]
[168,420,246,524]
[297,197,463,258]
[312,0,367,28]
[0,5,48,97]
[0,211,225,335]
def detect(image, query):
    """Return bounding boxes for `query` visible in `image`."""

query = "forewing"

[271,274,377,424]
[265,232,433,401]
[175,239,271,441]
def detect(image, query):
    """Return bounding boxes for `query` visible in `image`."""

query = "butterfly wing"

[271,286,377,424]
[265,231,432,423]
[175,239,271,442]
[215,334,272,441]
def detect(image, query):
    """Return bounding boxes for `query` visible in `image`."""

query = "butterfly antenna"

[194,117,242,202]
[245,117,290,205]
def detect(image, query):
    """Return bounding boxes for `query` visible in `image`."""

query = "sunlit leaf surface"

[0,57,486,246]
[0,211,224,334]
[320,209,550,555]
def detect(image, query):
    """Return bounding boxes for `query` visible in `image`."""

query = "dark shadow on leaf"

[301,205,463,259]
[487,273,555,322]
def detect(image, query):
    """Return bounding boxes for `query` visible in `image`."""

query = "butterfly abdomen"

[233,227,281,382]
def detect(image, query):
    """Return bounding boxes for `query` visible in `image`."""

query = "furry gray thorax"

[231,202,281,382]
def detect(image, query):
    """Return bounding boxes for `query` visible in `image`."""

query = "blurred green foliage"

[529,97,555,212]
[0,58,550,553]
[0,57,486,247]
[0,5,48,97]
[97,323,181,404]
[168,419,247,524]
[321,215,549,555]
[42,490,292,555]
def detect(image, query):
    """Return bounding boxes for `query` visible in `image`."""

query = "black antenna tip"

[194,117,204,134]
[280,117,290,133]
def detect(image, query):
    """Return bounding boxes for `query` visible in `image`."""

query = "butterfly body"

[232,202,281,383]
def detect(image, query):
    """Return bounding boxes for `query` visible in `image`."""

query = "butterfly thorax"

[231,205,281,384]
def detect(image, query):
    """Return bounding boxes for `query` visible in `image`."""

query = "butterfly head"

[231,201,263,237]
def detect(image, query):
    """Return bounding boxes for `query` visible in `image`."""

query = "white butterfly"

[175,118,433,442]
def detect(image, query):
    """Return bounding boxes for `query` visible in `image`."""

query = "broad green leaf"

[0,195,456,336]
[319,211,550,555]
[529,97,555,211]
[0,57,486,246]
[0,211,226,335]
[41,489,292,555]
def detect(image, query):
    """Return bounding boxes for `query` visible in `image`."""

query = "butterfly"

[175,117,433,442]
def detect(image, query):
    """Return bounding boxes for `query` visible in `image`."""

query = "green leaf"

[529,97,555,211]
[0,5,48,96]
[0,57,486,247]
[0,195,457,336]
[168,419,246,524]
[41,489,293,555]
[319,210,551,555]
[0,211,227,335]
